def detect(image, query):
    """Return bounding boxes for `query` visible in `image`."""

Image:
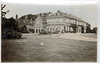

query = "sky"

[1,0,98,29]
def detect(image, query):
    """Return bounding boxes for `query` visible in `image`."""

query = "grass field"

[2,33,97,62]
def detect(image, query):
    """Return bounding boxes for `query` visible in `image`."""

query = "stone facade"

[34,10,90,33]
[34,16,44,33]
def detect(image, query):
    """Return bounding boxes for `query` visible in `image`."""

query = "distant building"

[18,15,35,33]
[34,10,91,33]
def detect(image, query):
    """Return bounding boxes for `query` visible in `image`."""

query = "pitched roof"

[46,15,66,19]
[19,19,34,26]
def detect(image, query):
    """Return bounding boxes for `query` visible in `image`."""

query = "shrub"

[52,30,59,34]
[39,29,50,34]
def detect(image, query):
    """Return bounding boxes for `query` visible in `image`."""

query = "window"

[36,20,39,24]
[79,22,83,25]
[27,25,29,28]
[65,18,69,23]
[61,26,63,29]
[70,20,74,24]
[57,13,60,15]
[46,27,48,28]
[47,19,50,23]
[51,19,54,22]
[55,19,58,22]
[74,20,76,24]
[59,18,63,22]
[77,21,79,25]
[30,21,32,24]
[84,23,86,26]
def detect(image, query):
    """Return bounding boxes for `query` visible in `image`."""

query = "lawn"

[2,33,97,62]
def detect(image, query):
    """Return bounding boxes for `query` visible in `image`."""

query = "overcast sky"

[2,1,98,28]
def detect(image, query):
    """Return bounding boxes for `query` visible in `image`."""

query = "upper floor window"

[47,19,50,23]
[27,25,29,28]
[55,19,58,22]
[57,13,60,15]
[36,20,39,24]
[77,21,78,25]
[65,18,70,23]
[51,19,54,22]
[84,23,86,26]
[59,18,63,22]
[79,22,83,25]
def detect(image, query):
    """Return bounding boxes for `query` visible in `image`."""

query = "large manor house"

[18,10,91,33]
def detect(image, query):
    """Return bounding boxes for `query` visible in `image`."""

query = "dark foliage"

[91,27,97,33]
[39,29,51,34]
[19,14,37,21]
[1,4,22,39]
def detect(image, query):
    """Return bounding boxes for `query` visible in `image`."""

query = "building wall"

[47,18,65,25]
[46,17,87,33]
[34,16,44,33]
[46,17,65,32]
[34,11,90,33]
[46,24,64,32]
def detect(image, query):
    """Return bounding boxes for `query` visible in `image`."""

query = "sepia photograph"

[1,0,98,63]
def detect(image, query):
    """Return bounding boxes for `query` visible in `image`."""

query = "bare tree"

[1,4,9,18]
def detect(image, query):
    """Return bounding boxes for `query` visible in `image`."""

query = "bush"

[52,30,59,34]
[92,27,97,33]
[39,29,51,34]
[29,29,34,33]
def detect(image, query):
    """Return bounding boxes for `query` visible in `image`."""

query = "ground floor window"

[35,28,42,33]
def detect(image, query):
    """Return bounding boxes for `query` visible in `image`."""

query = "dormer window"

[57,13,60,15]
[57,10,61,15]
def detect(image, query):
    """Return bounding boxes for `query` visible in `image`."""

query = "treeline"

[1,4,22,39]
[2,17,20,32]
[19,14,37,21]
[91,27,97,33]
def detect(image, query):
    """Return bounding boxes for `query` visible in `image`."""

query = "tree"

[19,14,37,21]
[86,24,91,33]
[1,4,22,39]
[1,4,9,18]
[92,27,97,33]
